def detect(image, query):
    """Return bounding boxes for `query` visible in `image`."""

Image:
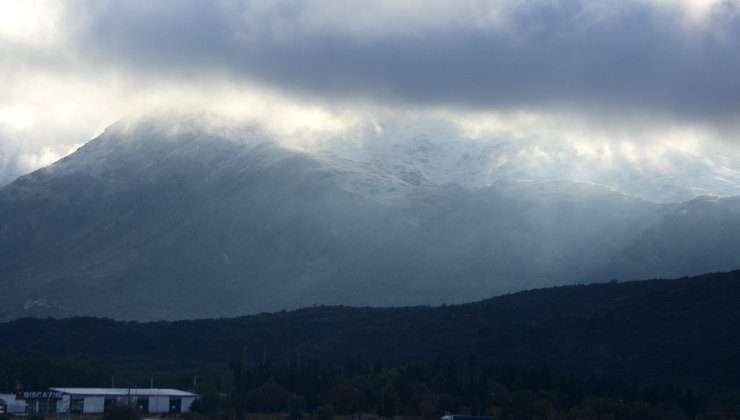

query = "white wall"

[0,393,27,414]
[29,392,197,414]
[83,396,105,413]
[148,395,170,413]
[182,396,196,413]
[57,395,70,413]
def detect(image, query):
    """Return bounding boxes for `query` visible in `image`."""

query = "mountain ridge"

[2,117,740,320]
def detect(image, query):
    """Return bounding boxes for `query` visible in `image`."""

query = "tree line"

[189,352,733,419]
[2,351,739,419]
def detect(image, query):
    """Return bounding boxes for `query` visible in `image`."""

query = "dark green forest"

[1,351,737,419]
[2,271,740,418]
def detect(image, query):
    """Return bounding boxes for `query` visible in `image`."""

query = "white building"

[46,388,198,415]
[0,393,27,414]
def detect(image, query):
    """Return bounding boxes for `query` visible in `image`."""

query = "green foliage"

[190,394,220,416]
[246,382,290,412]
[698,412,740,420]
[221,356,723,418]
[1,272,740,417]
[316,404,335,420]
[101,406,140,420]
[2,271,740,390]
[0,346,736,418]
[418,394,439,419]
[0,352,109,391]
[287,394,306,419]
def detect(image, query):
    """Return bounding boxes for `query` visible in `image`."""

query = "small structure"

[23,388,199,415]
[0,393,28,414]
[16,391,64,415]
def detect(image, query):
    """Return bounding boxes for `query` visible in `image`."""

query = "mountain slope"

[0,119,429,318]
[1,117,740,320]
[310,119,740,203]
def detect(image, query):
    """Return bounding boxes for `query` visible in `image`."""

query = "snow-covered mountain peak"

[297,118,740,203]
[10,115,740,204]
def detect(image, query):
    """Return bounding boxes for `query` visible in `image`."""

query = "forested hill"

[2,270,739,388]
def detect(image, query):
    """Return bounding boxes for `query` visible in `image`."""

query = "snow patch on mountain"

[298,118,740,203]
[10,114,740,204]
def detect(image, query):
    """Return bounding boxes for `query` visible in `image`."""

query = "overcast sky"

[1,0,739,185]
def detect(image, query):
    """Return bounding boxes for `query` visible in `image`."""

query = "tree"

[101,406,139,420]
[316,404,335,420]
[246,382,289,411]
[190,394,219,416]
[287,394,306,419]
[418,394,439,419]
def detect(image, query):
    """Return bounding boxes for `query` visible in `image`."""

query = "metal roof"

[50,388,197,397]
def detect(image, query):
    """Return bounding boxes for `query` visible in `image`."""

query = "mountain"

[2,270,739,387]
[308,118,740,203]
[1,117,740,320]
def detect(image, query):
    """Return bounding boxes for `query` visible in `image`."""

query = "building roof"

[50,388,197,397]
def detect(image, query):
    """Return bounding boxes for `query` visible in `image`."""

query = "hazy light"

[0,0,64,45]
[1,0,740,190]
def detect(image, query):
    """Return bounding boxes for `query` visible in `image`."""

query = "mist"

[2,0,740,191]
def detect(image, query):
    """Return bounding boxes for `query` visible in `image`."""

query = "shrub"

[102,405,140,420]
[190,394,220,416]
[316,404,335,420]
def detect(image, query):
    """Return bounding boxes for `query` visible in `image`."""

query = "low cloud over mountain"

[2,117,739,320]
[2,1,740,186]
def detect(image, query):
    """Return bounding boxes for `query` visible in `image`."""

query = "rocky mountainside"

[1,117,740,320]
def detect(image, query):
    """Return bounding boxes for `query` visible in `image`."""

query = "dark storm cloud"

[72,0,740,124]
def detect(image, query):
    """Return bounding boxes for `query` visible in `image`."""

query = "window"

[70,398,84,414]
[136,398,149,413]
[169,397,182,414]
